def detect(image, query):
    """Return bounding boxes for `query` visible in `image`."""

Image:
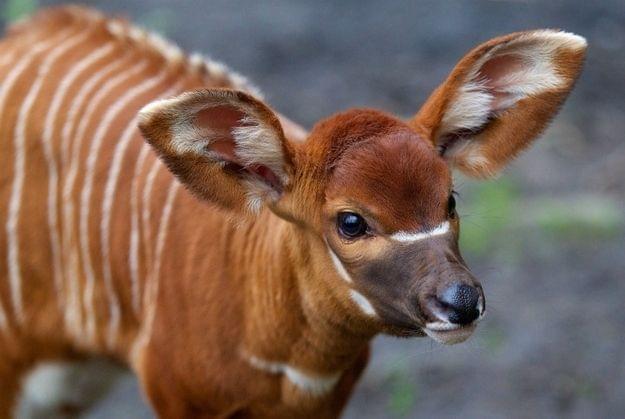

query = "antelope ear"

[138,89,295,213]
[411,30,587,178]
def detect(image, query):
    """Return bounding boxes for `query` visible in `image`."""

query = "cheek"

[354,246,429,309]
[357,246,425,293]
[348,249,428,326]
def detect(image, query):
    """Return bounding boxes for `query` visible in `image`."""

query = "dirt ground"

[12,0,625,417]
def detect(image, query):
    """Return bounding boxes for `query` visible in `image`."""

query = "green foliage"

[479,324,507,354]
[457,174,623,258]
[531,195,623,239]
[458,176,518,256]
[386,368,418,417]
[3,0,38,23]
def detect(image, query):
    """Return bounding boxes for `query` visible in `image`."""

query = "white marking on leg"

[3,29,73,324]
[18,359,123,416]
[80,68,170,348]
[59,51,135,339]
[19,362,77,411]
[100,81,182,347]
[243,352,341,396]
[326,243,352,283]
[390,221,451,243]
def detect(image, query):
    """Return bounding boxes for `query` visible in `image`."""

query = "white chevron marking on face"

[326,244,353,283]
[349,290,376,317]
[390,221,450,243]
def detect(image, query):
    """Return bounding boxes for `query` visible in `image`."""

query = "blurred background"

[4,0,625,417]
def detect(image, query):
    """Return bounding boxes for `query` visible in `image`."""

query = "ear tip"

[138,98,173,125]
[529,29,588,51]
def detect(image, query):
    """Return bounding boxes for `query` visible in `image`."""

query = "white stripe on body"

[145,181,180,334]
[0,289,5,331]
[390,221,451,243]
[128,145,151,316]
[244,352,341,396]
[0,35,39,329]
[99,80,182,347]
[42,43,116,326]
[79,67,170,349]
[131,181,179,365]
[29,30,97,321]
[141,160,162,273]
[60,54,141,342]
[65,60,148,344]
[3,28,74,324]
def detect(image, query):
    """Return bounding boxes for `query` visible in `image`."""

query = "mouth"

[383,319,480,342]
[420,292,486,344]
[422,319,481,345]
[381,305,485,342]
[423,322,477,345]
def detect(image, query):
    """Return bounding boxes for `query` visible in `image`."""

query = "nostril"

[437,283,480,325]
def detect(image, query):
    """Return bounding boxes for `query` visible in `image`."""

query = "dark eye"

[337,212,368,239]
[448,194,457,218]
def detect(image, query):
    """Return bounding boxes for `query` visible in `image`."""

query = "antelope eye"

[337,212,368,239]
[448,194,457,217]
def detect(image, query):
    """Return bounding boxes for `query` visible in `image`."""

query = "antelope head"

[139,30,586,344]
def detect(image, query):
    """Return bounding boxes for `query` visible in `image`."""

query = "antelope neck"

[237,211,372,391]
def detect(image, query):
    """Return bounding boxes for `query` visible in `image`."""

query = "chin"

[380,317,480,344]
[423,323,477,345]
[381,323,427,338]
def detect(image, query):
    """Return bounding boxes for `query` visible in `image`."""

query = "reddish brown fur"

[0,6,585,418]
[412,31,587,176]
[325,111,451,232]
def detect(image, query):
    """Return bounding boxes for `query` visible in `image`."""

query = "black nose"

[437,283,481,325]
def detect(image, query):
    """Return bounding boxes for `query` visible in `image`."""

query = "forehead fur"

[306,109,406,167]
[315,110,452,232]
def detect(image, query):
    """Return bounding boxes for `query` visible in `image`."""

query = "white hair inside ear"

[138,89,293,214]
[440,30,587,137]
